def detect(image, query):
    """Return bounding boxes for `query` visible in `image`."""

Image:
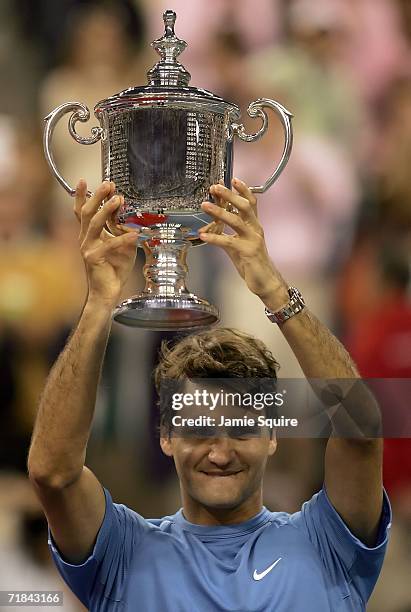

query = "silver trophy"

[44,10,293,330]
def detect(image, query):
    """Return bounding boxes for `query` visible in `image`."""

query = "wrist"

[83,295,115,322]
[258,281,290,311]
[264,286,306,326]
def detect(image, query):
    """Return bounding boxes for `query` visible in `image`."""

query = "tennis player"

[28,178,391,611]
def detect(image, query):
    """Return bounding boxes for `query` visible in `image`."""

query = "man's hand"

[198,178,289,309]
[75,179,139,308]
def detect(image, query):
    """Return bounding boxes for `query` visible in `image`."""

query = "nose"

[207,436,235,467]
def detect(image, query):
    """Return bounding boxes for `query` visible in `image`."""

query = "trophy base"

[112,294,220,331]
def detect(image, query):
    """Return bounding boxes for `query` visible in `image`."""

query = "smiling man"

[28,178,391,611]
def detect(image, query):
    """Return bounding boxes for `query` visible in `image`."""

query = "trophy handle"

[231,98,293,193]
[43,102,103,197]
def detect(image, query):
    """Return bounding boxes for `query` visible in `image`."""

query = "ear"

[160,436,174,457]
[268,435,277,456]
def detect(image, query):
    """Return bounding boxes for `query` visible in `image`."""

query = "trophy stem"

[113,228,220,330]
[142,235,190,296]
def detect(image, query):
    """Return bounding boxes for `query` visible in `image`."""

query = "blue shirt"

[49,487,391,611]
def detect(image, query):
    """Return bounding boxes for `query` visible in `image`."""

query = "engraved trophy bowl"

[43,10,293,330]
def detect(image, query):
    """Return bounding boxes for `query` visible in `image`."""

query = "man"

[28,178,390,611]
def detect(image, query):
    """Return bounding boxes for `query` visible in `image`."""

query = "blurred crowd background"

[0,0,410,610]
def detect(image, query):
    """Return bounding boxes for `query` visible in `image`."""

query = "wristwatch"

[264,286,306,325]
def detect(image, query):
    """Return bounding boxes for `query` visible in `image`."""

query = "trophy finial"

[147,10,191,87]
[163,10,176,37]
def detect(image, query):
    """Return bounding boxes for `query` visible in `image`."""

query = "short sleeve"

[48,488,150,608]
[290,487,391,603]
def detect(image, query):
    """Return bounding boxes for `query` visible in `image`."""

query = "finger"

[208,184,226,213]
[84,231,139,264]
[100,218,139,243]
[199,202,250,236]
[203,189,225,234]
[100,181,122,241]
[75,179,115,224]
[83,194,124,245]
[104,181,116,204]
[212,186,239,219]
[74,179,88,222]
[79,181,112,242]
[211,182,259,227]
[198,231,234,249]
[232,177,258,213]
[201,220,224,235]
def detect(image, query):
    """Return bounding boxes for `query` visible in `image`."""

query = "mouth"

[200,470,243,478]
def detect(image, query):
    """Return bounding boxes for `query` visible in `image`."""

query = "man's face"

[160,381,277,512]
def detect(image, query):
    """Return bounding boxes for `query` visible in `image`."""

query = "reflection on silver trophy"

[43,10,293,330]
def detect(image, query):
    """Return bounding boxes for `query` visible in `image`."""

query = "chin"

[193,487,246,510]
[184,472,256,511]
[199,496,242,510]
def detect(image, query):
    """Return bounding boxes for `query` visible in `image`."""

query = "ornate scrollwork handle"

[231,98,293,193]
[43,102,103,196]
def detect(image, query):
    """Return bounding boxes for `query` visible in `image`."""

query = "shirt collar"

[173,506,271,537]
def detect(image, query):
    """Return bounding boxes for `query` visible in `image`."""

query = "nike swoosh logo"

[253,557,282,581]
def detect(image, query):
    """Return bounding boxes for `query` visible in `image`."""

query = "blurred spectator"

[0,473,85,610]
[216,1,362,378]
[375,78,411,231]
[339,232,411,611]
[339,77,411,330]
[337,74,411,544]
[0,2,43,116]
[341,236,411,507]
[241,0,364,275]
[14,0,145,72]
[341,0,410,108]
[344,239,411,377]
[397,0,411,47]
[40,1,147,198]
[265,0,366,154]
[0,117,85,471]
[142,0,282,92]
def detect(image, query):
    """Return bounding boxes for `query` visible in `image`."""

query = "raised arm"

[199,178,383,546]
[28,180,139,563]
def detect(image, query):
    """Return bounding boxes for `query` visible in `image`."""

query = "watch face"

[289,287,305,304]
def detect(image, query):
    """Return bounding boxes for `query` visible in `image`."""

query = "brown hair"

[154,327,280,432]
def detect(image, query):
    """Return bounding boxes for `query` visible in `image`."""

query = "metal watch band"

[264,286,306,325]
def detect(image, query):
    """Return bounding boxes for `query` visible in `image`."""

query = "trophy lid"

[147,10,191,87]
[94,10,240,118]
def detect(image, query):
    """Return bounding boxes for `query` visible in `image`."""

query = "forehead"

[166,378,275,441]
[178,379,259,411]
